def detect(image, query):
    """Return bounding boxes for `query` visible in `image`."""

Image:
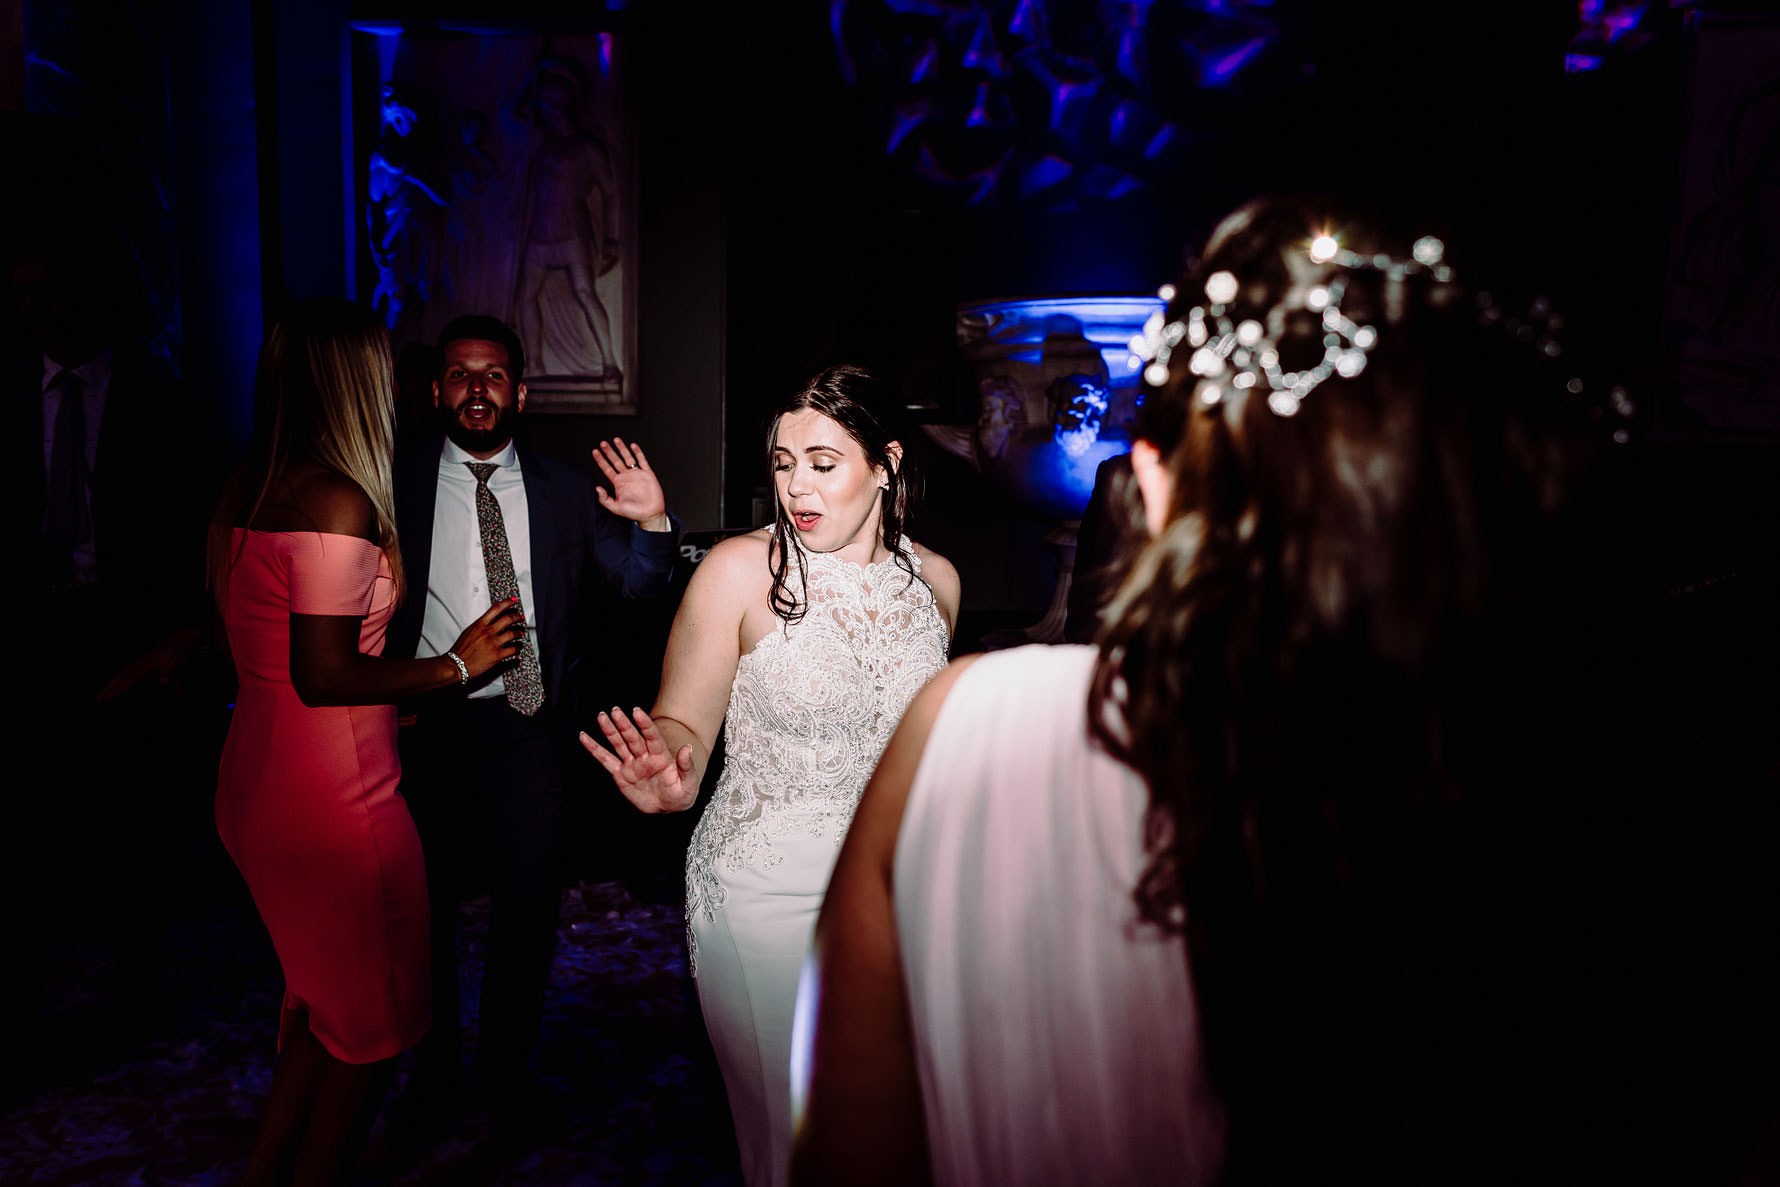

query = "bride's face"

[772,409,896,557]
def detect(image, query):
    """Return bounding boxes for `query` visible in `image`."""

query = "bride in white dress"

[581,365,958,1187]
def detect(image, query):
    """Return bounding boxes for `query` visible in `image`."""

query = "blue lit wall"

[21,0,264,456]
[269,0,356,305]
[20,2,183,364]
[164,0,264,455]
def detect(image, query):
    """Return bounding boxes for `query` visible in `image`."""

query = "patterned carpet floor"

[2,872,742,1186]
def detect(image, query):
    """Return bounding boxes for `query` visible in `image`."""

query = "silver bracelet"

[444,650,469,685]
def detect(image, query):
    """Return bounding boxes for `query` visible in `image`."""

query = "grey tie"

[45,370,92,574]
[465,462,544,716]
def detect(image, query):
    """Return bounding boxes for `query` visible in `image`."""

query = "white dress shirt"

[419,438,537,699]
[41,350,112,584]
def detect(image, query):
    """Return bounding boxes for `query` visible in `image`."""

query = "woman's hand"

[581,707,698,813]
[450,598,525,679]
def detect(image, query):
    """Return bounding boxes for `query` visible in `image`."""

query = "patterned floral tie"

[465,462,544,716]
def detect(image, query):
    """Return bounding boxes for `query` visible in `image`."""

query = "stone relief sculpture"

[508,58,622,387]
[449,111,498,203]
[368,84,446,332]
[358,30,634,411]
[442,110,500,314]
[976,376,1024,461]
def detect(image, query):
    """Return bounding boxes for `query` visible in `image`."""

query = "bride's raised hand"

[580,706,698,814]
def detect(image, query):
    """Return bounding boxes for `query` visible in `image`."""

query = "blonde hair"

[210,298,405,601]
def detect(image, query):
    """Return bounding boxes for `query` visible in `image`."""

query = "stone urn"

[924,295,1163,642]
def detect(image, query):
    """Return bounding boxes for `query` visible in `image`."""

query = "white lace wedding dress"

[685,544,949,1187]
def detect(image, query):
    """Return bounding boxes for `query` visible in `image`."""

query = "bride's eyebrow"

[772,443,848,457]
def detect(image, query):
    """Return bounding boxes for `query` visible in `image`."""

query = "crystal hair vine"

[1128,233,1634,441]
[1129,233,1456,418]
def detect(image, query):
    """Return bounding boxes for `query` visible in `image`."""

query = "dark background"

[8,0,1776,904]
[5,2,1778,1161]
[7,4,1776,850]
[17,0,1754,612]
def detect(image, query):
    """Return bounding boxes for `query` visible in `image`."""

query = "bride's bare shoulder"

[693,528,775,589]
[909,540,962,626]
[909,539,955,576]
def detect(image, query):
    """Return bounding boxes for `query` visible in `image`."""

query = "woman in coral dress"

[211,298,521,1186]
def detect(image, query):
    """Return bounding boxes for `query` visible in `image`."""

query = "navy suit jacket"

[387,435,680,736]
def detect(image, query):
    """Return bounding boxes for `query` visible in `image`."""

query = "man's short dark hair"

[437,315,525,381]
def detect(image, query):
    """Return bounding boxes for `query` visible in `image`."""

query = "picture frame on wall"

[350,22,637,413]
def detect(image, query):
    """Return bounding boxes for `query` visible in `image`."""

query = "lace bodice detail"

[685,545,950,947]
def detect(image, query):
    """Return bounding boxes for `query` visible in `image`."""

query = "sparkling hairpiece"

[1132,232,1634,438]
[1130,233,1454,417]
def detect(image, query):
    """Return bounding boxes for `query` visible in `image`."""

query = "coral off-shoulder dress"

[215,529,430,1063]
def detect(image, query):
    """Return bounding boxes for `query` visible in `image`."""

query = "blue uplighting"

[911,41,938,83]
[967,82,993,127]
[832,0,857,82]
[1021,155,1072,194]
[1203,37,1265,85]
[887,100,934,152]
[949,292,1169,516]
[833,0,1284,209]
[1567,1,1653,69]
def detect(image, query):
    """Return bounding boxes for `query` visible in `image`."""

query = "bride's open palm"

[580,707,699,813]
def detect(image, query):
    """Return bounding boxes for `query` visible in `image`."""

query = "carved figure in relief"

[510,60,621,384]
[441,110,500,314]
[976,376,1024,460]
[368,84,446,330]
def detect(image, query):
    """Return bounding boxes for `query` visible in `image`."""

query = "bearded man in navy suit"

[386,314,679,1112]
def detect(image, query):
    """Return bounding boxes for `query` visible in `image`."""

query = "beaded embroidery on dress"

[684,543,949,970]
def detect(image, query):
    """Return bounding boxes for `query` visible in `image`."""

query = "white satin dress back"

[687,542,949,1187]
[894,644,1226,1186]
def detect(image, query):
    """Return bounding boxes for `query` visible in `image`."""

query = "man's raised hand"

[591,437,669,531]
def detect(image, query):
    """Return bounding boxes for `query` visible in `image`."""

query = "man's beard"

[444,400,514,454]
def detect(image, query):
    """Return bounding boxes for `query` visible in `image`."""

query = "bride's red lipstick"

[793,511,821,532]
